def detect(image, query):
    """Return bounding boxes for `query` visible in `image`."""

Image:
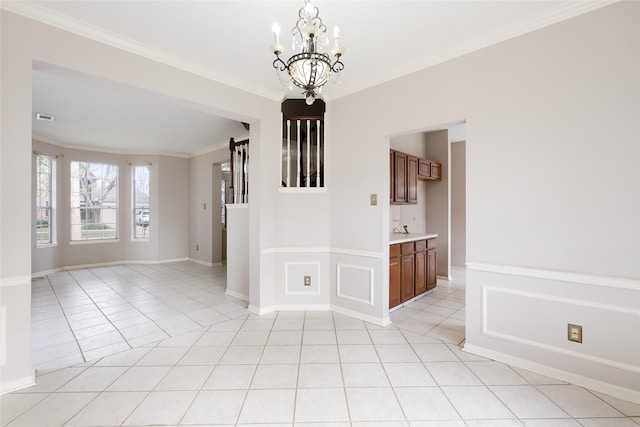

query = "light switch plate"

[370,194,377,206]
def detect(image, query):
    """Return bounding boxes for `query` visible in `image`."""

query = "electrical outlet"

[304,275,311,286]
[568,324,582,343]
[370,194,377,206]
[196,244,199,251]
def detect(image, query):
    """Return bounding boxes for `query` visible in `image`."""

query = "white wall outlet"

[304,275,311,286]
[568,324,582,343]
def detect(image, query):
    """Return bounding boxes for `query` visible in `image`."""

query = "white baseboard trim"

[225,288,249,302]
[189,258,213,267]
[467,262,640,290]
[31,257,191,278]
[246,302,390,327]
[331,305,391,327]
[0,370,35,395]
[463,343,640,404]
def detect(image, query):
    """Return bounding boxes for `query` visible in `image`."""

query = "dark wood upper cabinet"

[391,150,418,205]
[407,155,418,204]
[391,150,440,204]
[418,159,431,178]
[394,151,407,203]
[418,158,442,181]
[430,162,442,181]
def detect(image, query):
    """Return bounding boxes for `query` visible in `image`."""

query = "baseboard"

[189,258,213,267]
[463,343,640,404]
[31,257,191,278]
[225,288,249,302]
[246,302,389,327]
[0,370,35,395]
[331,304,391,327]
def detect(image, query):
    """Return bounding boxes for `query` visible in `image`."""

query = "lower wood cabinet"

[390,238,437,309]
[389,245,401,308]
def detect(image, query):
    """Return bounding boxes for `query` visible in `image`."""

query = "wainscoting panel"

[285,262,321,295]
[336,263,374,305]
[465,265,640,403]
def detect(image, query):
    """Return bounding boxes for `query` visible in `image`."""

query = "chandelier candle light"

[271,0,345,105]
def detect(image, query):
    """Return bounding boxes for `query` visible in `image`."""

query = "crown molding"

[1,0,619,103]
[1,2,282,102]
[33,135,191,158]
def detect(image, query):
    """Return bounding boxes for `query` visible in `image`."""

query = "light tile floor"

[2,262,639,426]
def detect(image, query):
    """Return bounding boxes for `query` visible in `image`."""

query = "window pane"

[70,161,118,241]
[133,165,150,239]
[36,155,54,245]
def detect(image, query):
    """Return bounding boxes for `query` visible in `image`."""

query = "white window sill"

[69,239,120,245]
[130,238,150,243]
[35,242,58,249]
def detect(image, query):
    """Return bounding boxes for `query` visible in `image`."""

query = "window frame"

[69,160,119,243]
[35,154,56,247]
[132,164,150,240]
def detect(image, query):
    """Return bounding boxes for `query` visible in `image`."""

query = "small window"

[70,161,118,241]
[36,155,55,245]
[132,165,150,239]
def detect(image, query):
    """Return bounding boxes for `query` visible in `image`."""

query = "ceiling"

[4,1,608,156]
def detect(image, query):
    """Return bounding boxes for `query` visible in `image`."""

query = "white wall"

[450,141,466,267]
[424,130,450,279]
[329,2,639,401]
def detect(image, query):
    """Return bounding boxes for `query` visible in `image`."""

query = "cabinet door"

[390,150,394,201]
[407,155,418,204]
[401,254,415,302]
[394,152,407,203]
[389,256,401,308]
[415,250,427,295]
[430,162,442,181]
[418,159,431,178]
[427,249,437,290]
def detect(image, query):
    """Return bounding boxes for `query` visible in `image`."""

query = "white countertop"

[389,232,438,244]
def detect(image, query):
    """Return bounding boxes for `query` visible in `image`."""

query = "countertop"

[389,232,438,244]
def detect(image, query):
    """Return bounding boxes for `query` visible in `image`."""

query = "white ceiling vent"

[36,113,54,121]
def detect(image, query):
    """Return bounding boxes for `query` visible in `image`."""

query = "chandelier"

[271,0,345,105]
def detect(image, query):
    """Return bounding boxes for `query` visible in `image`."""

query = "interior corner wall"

[450,141,466,267]
[424,130,450,279]
[328,2,639,401]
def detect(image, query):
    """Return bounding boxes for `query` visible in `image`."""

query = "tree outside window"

[70,161,118,241]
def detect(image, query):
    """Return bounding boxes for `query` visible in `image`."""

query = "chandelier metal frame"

[271,0,345,105]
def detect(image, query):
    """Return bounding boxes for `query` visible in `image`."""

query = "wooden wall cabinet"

[418,158,442,181]
[389,238,437,309]
[390,150,417,205]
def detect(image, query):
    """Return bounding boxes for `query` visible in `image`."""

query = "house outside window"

[36,154,55,246]
[70,161,118,241]
[132,165,150,239]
